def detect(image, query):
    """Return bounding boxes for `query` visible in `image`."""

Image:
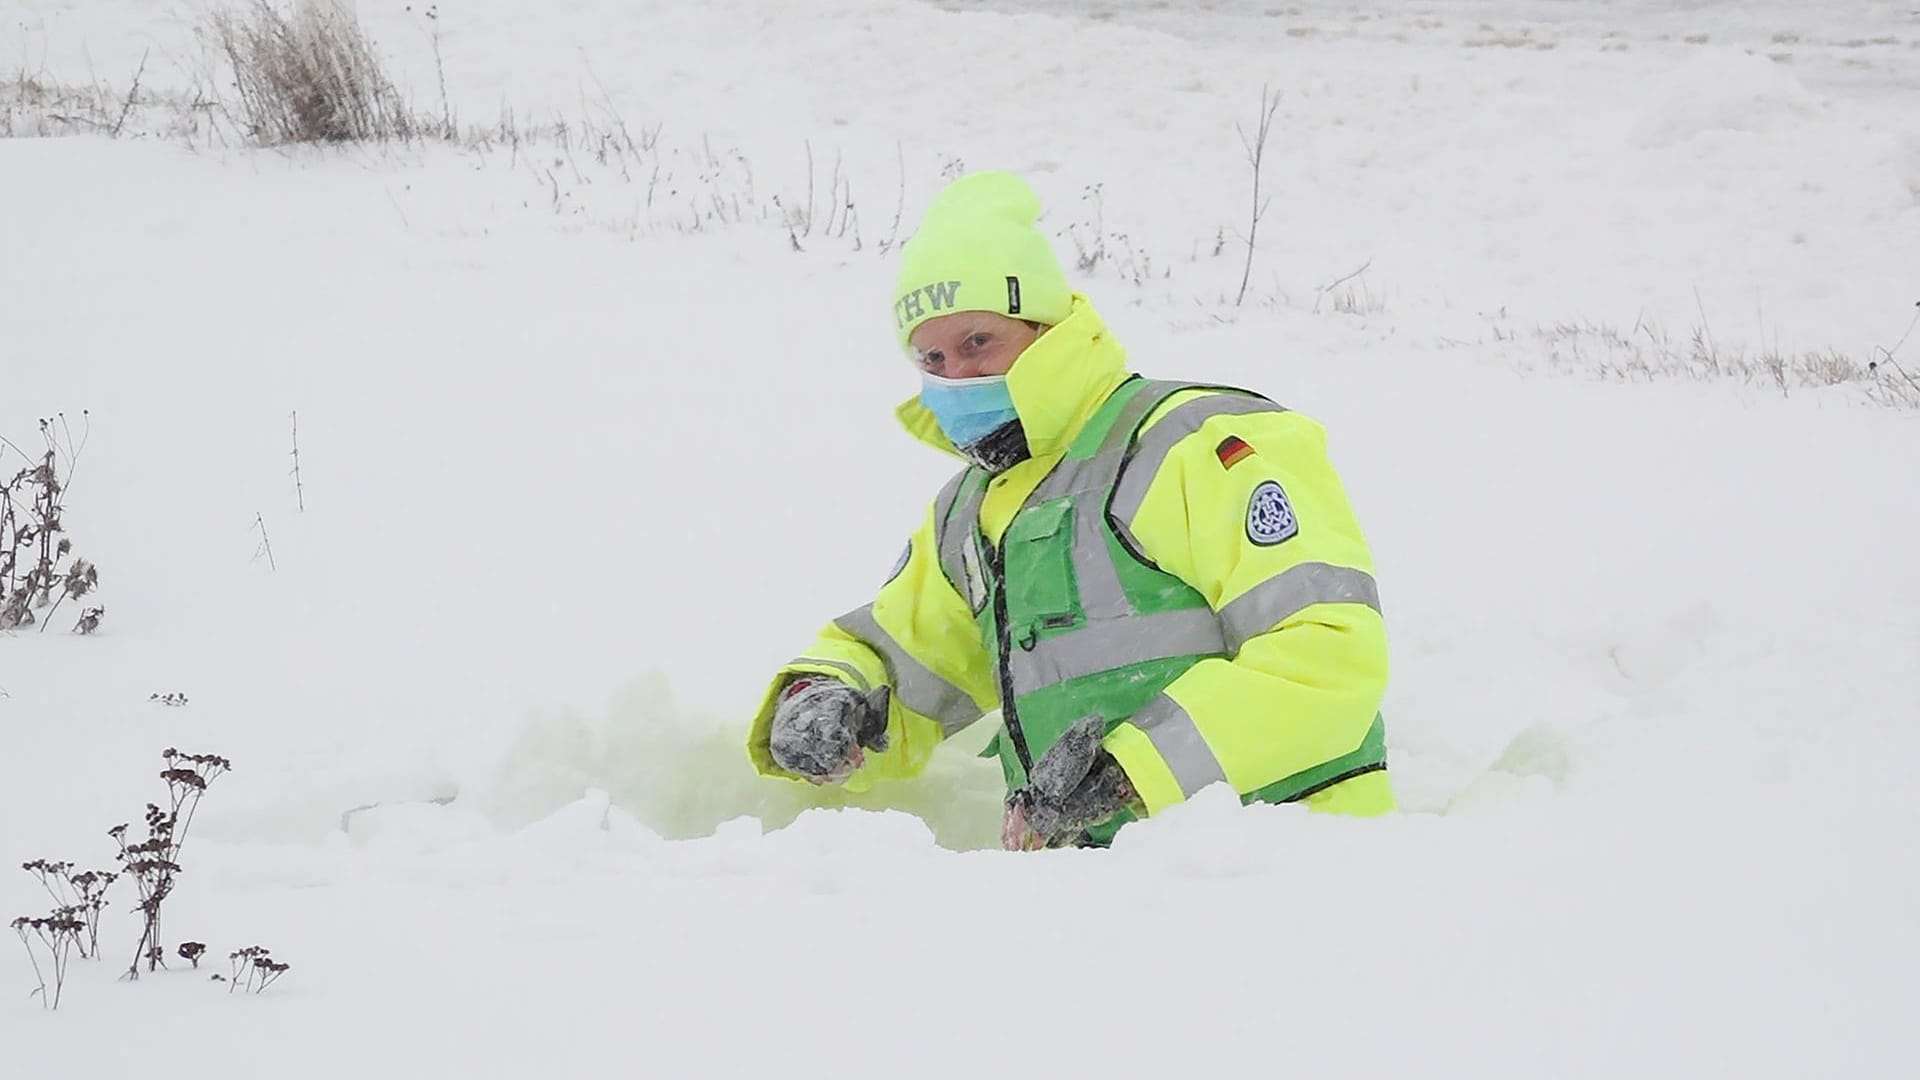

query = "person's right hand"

[768,679,891,784]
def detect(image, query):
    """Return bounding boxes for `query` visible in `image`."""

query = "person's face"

[908,311,1043,380]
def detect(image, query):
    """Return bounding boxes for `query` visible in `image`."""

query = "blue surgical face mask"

[919,372,1020,449]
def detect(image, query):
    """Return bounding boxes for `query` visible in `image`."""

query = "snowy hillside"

[3,1,1917,1075]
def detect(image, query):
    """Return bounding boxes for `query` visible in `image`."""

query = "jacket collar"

[894,295,1129,463]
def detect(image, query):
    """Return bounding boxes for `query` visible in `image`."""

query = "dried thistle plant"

[228,944,291,993]
[21,859,116,959]
[111,749,233,979]
[68,868,117,957]
[20,858,74,915]
[1,414,99,633]
[12,907,84,1009]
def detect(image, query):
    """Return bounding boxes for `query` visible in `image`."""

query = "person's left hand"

[1001,715,1136,850]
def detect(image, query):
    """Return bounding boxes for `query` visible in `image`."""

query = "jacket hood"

[895,295,1130,462]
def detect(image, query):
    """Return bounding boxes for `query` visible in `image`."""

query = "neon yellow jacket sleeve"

[1101,402,1391,816]
[746,500,998,792]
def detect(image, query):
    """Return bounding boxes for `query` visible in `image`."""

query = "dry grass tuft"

[207,0,440,145]
[1531,317,1920,408]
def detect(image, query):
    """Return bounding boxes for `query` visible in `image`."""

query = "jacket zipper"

[986,540,1035,776]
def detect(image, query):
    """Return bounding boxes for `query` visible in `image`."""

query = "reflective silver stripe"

[1007,607,1225,691]
[1110,394,1289,532]
[932,468,969,536]
[1029,451,1103,502]
[935,471,986,607]
[1104,380,1197,455]
[1031,382,1191,621]
[787,656,871,692]
[1219,563,1382,654]
[1132,693,1227,798]
[933,468,975,598]
[834,604,983,735]
[1030,381,1180,502]
[1069,499,1131,621]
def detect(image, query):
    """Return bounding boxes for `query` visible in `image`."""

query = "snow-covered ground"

[3,1,1917,1074]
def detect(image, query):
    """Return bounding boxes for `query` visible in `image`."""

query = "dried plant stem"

[1234,83,1282,307]
[49,927,72,1006]
[26,862,73,912]
[1313,259,1374,315]
[12,912,81,1008]
[253,512,277,570]
[15,926,49,1002]
[111,49,148,137]
[880,141,905,255]
[210,0,420,144]
[1872,301,1920,394]
[427,5,451,134]
[290,411,306,511]
[3,417,99,631]
[114,751,231,979]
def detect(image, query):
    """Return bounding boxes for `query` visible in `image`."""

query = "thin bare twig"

[425,4,451,136]
[111,50,148,137]
[251,513,276,571]
[1313,259,1374,315]
[289,411,306,511]
[1693,286,1720,372]
[1869,301,1920,395]
[880,141,906,255]
[803,138,816,237]
[1234,83,1283,307]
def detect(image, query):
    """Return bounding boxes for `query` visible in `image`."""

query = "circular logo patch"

[1246,480,1299,546]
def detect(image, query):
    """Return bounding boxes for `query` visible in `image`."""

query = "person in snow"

[748,171,1393,849]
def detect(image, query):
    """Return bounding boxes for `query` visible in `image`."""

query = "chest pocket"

[999,497,1083,650]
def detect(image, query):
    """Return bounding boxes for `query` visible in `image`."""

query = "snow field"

[3,1,1917,1075]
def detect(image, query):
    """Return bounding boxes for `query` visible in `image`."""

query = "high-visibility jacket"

[748,296,1394,820]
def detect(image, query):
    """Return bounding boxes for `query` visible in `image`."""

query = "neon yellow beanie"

[892,171,1073,347]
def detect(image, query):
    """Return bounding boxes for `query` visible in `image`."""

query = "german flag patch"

[1214,435,1255,470]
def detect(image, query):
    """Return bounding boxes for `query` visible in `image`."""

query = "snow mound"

[1631,47,1819,147]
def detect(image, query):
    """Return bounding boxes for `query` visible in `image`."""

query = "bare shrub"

[1066,181,1108,274]
[1533,317,1916,407]
[3,62,218,145]
[1058,183,1156,287]
[207,0,436,145]
[1,72,112,138]
[1,415,101,633]
[1867,301,1920,408]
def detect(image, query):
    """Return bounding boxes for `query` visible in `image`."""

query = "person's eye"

[970,333,991,348]
[920,351,944,371]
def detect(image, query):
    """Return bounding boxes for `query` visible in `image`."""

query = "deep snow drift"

[3,1,1916,1075]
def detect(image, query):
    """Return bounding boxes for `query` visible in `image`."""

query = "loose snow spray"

[328,672,1009,852]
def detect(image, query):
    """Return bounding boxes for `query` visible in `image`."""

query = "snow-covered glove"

[768,678,891,785]
[1002,715,1136,850]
